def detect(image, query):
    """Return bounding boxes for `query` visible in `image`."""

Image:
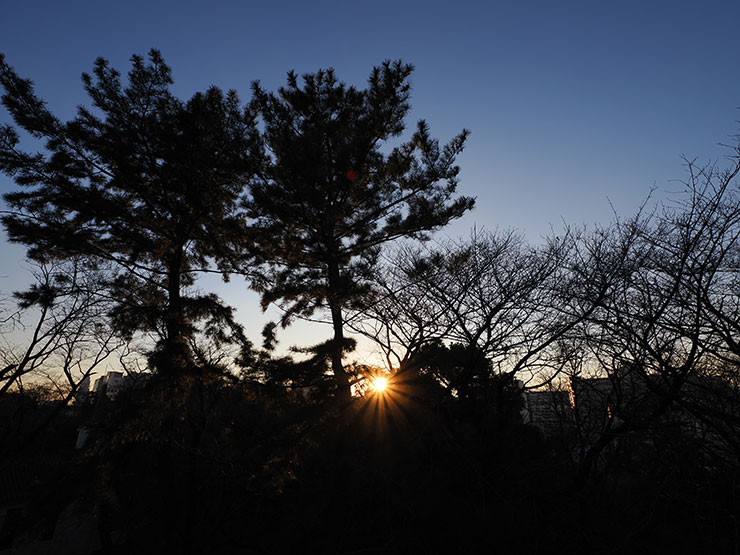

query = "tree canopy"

[0,50,259,371]
[246,61,474,399]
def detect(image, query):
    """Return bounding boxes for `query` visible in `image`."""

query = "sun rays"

[372,376,388,392]
[354,370,437,439]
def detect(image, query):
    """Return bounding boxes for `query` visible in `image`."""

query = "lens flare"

[373,377,388,392]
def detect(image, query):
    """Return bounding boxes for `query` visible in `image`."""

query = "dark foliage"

[2,372,737,554]
[1,52,739,554]
[245,61,474,400]
[0,50,259,370]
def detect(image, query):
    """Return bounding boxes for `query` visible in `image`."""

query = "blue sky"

[2,0,739,360]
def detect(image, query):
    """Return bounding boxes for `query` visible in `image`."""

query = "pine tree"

[246,61,474,400]
[0,50,259,372]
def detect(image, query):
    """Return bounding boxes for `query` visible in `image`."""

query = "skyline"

[2,0,740,360]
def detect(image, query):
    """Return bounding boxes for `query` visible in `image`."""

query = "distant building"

[92,371,127,399]
[521,366,727,439]
[75,371,150,450]
[520,367,740,463]
[522,389,573,435]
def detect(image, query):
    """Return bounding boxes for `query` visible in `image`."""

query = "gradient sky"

[2,0,739,362]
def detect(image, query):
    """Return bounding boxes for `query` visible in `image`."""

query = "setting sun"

[372,377,388,392]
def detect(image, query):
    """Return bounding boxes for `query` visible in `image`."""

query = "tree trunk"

[329,300,352,402]
[327,258,352,402]
[162,244,191,373]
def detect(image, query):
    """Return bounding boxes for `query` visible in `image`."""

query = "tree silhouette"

[246,61,474,400]
[0,50,259,371]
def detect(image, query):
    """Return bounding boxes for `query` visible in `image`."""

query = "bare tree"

[351,229,590,395]
[346,243,455,372]
[0,259,122,447]
[563,144,740,479]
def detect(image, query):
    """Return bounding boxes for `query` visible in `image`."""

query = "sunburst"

[372,376,388,392]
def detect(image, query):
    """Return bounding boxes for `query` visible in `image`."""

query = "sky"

[1,0,740,363]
